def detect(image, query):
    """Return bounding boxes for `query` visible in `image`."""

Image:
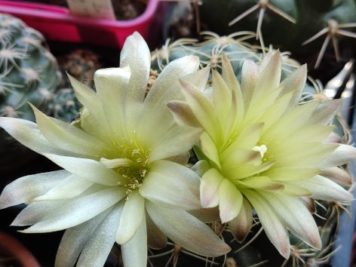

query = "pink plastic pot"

[0,0,159,48]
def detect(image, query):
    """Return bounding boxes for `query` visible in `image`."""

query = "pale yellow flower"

[169,52,354,258]
[0,33,230,267]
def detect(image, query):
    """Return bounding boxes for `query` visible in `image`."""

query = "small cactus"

[199,0,356,69]
[0,13,61,174]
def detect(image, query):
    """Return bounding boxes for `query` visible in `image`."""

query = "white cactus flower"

[168,51,355,259]
[0,32,230,267]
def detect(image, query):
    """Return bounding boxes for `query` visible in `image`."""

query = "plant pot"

[0,0,159,48]
[0,231,40,267]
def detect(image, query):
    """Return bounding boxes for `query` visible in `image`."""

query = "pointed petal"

[35,176,93,200]
[145,55,199,107]
[311,99,341,125]
[244,190,290,259]
[0,117,67,155]
[147,202,230,257]
[320,167,353,186]
[94,67,130,139]
[218,179,243,223]
[200,168,224,208]
[180,80,220,141]
[279,65,307,105]
[321,144,356,168]
[212,70,232,117]
[252,52,282,102]
[55,210,109,267]
[117,192,145,244]
[293,175,353,203]
[77,204,123,267]
[148,126,201,162]
[120,32,150,102]
[200,132,221,168]
[140,160,200,210]
[183,66,210,91]
[121,214,147,267]
[167,100,201,127]
[32,105,107,156]
[68,75,111,141]
[189,208,220,223]
[147,213,167,249]
[238,176,284,191]
[43,153,121,185]
[241,60,259,105]
[16,188,124,233]
[228,200,253,242]
[0,170,69,209]
[260,192,321,249]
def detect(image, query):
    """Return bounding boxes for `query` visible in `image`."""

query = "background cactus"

[0,13,61,174]
[200,0,356,69]
[163,0,356,83]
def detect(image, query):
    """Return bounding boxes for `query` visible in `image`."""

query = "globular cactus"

[0,13,61,174]
[151,32,314,93]
[57,49,102,88]
[0,13,61,120]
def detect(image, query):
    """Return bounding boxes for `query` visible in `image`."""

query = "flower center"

[102,139,150,195]
[253,144,268,159]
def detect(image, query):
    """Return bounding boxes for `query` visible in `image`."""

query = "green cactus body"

[0,14,61,174]
[0,14,61,120]
[198,0,356,69]
[152,33,311,90]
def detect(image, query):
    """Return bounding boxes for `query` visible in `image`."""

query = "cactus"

[151,32,314,93]
[0,13,61,120]
[199,0,356,69]
[0,13,61,174]
[57,49,101,88]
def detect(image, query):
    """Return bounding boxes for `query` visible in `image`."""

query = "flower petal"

[55,209,110,267]
[279,65,307,105]
[218,179,243,223]
[260,192,321,249]
[121,214,147,267]
[32,105,107,156]
[0,117,67,155]
[94,67,130,139]
[228,200,253,242]
[244,190,290,259]
[43,153,121,186]
[147,213,167,249]
[77,204,123,267]
[167,100,201,128]
[116,192,145,244]
[140,160,200,210]
[145,55,199,108]
[15,188,125,233]
[148,126,201,162]
[147,201,230,257]
[180,80,221,142]
[120,32,150,102]
[68,75,112,141]
[241,60,258,105]
[320,167,353,186]
[291,175,353,203]
[34,175,93,200]
[321,144,356,168]
[0,170,69,209]
[200,168,224,208]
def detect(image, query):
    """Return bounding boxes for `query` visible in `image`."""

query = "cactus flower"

[0,33,230,267]
[168,52,355,259]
